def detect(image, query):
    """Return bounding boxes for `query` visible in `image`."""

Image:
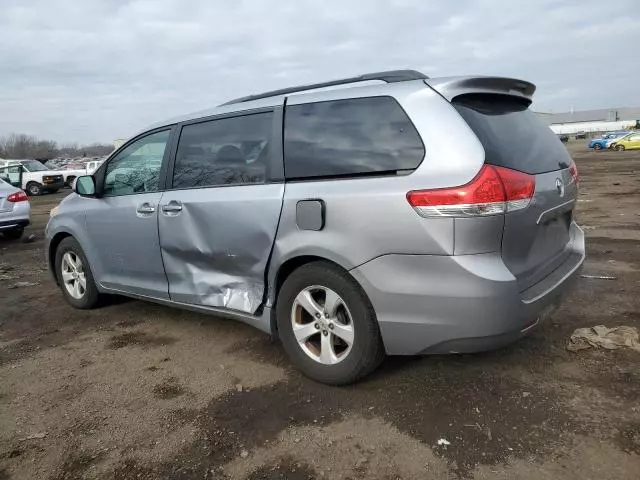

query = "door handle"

[161,200,183,215]
[136,202,156,214]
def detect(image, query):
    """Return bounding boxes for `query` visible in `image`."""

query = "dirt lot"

[1,145,639,480]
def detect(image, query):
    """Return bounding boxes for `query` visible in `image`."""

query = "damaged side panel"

[158,183,284,313]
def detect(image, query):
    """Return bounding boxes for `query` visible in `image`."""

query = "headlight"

[50,205,60,217]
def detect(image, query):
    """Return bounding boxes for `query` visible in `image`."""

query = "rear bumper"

[0,202,30,231]
[0,218,30,230]
[350,222,585,355]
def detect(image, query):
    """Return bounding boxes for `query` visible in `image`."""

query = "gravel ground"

[1,144,639,479]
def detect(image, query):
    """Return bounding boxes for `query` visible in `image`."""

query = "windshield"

[21,160,49,172]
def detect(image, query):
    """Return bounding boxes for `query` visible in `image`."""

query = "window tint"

[103,130,169,196]
[172,112,273,189]
[453,94,572,174]
[284,97,424,180]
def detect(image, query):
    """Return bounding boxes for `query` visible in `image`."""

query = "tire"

[2,228,24,240]
[593,144,602,151]
[54,237,100,309]
[276,261,384,385]
[615,145,625,151]
[65,176,76,188]
[26,182,42,196]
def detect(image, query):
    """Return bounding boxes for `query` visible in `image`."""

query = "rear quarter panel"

[267,81,486,304]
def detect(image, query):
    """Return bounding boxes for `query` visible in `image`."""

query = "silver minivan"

[45,70,584,384]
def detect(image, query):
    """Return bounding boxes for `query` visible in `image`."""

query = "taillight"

[569,161,579,185]
[407,165,535,217]
[7,191,28,203]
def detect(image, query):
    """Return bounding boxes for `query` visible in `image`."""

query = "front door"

[85,129,172,298]
[158,110,283,313]
[626,133,640,150]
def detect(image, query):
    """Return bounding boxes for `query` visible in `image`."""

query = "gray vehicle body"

[45,73,584,355]
[0,178,30,231]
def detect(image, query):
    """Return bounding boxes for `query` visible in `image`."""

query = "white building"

[538,107,640,134]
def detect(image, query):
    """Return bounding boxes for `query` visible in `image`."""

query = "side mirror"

[74,176,96,197]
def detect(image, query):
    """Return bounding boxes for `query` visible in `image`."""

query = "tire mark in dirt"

[106,332,176,350]
[246,457,316,480]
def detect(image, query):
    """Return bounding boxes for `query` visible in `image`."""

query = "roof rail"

[220,69,428,106]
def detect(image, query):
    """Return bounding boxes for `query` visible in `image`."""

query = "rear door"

[158,108,284,314]
[0,165,23,188]
[453,93,577,290]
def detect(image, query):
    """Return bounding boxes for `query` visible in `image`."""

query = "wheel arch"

[48,232,73,284]
[269,254,355,337]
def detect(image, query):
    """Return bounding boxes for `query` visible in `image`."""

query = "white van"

[0,159,65,195]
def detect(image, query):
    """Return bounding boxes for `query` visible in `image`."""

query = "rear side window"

[453,94,572,174]
[284,97,424,180]
[172,112,273,189]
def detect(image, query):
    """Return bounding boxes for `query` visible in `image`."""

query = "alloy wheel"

[61,251,86,299]
[290,286,355,365]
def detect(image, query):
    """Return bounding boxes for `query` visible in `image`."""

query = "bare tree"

[0,133,113,161]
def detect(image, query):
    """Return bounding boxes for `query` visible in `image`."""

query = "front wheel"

[26,182,42,196]
[54,237,100,309]
[276,262,384,385]
[616,145,625,151]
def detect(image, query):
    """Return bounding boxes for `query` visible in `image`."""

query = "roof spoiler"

[426,76,536,101]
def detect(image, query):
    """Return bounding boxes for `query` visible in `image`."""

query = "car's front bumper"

[350,223,585,355]
[42,180,64,191]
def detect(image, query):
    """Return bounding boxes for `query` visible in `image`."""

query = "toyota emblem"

[555,178,565,197]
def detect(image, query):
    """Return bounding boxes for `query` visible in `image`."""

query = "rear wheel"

[54,237,100,309]
[276,262,384,385]
[616,145,625,151]
[1,228,24,240]
[26,182,42,196]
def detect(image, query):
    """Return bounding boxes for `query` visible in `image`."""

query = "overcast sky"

[1,0,638,144]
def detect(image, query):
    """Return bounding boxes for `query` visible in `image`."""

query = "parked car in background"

[588,132,629,150]
[0,159,64,196]
[610,133,640,151]
[575,131,587,139]
[0,177,30,239]
[46,70,584,384]
[60,160,105,187]
[557,134,569,143]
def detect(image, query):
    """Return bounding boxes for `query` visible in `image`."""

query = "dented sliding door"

[157,183,283,313]
[157,109,284,314]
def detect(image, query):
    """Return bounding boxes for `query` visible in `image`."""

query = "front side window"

[172,112,273,189]
[103,130,170,196]
[284,96,424,180]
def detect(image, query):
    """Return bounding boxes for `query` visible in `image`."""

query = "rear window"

[453,94,572,174]
[284,96,424,180]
